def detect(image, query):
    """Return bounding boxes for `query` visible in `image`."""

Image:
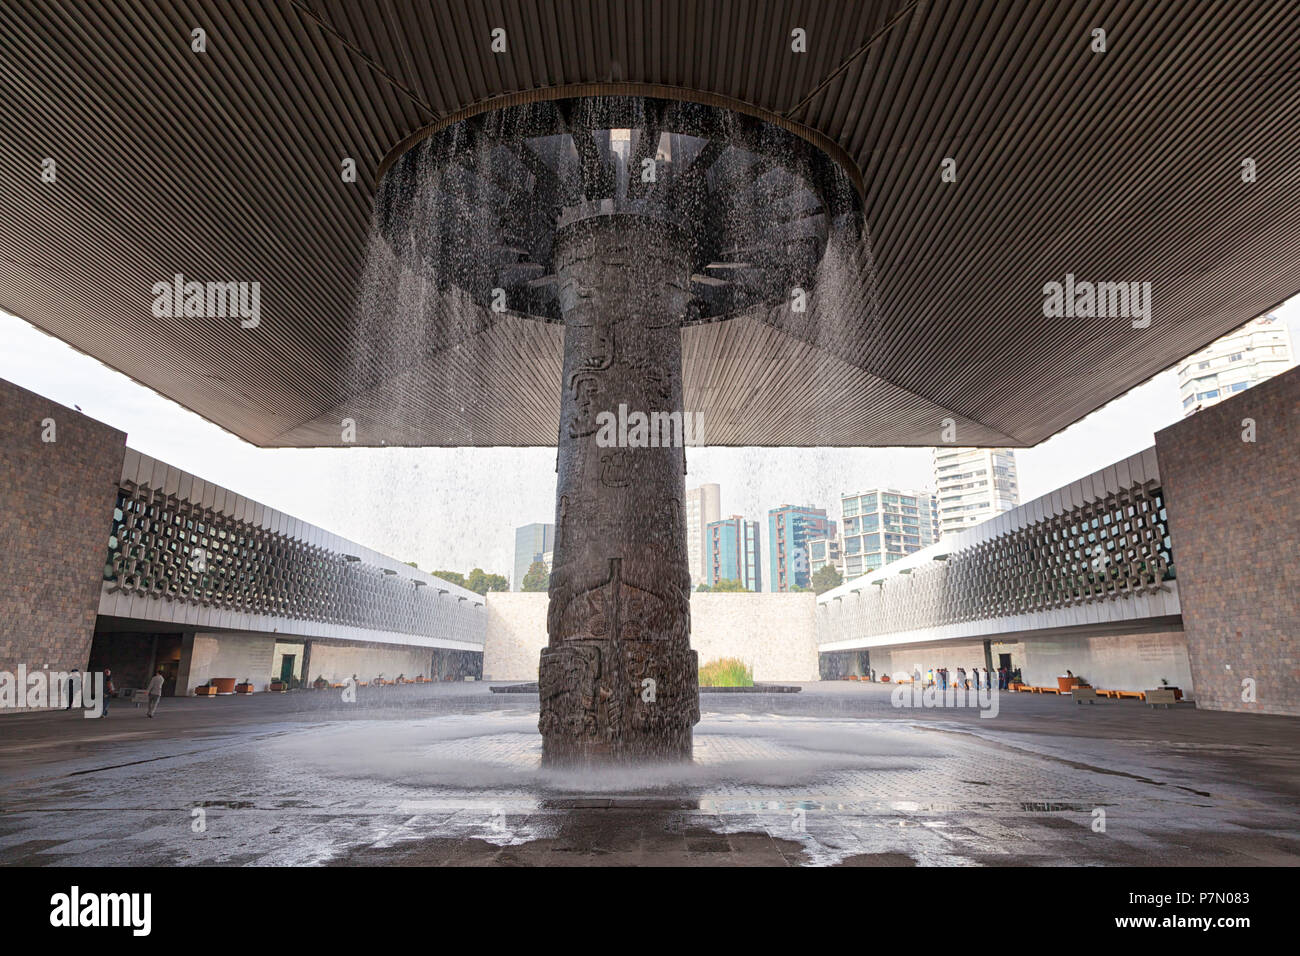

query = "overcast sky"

[3,301,1296,582]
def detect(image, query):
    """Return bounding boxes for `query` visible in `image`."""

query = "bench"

[1146,688,1177,709]
[1072,686,1101,704]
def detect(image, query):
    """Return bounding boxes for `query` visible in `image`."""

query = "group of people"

[912,665,1011,691]
[63,668,166,717]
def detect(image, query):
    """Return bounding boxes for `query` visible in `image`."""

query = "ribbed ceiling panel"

[1,0,1297,447]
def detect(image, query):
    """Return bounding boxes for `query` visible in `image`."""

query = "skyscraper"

[685,483,721,586]
[767,505,835,592]
[513,522,554,591]
[806,534,843,578]
[932,448,1019,537]
[839,489,938,579]
[1177,314,1296,417]
[706,516,762,591]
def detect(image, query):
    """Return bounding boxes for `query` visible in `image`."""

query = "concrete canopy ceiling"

[1,0,1298,447]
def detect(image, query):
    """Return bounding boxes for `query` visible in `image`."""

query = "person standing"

[146,671,165,718]
[65,668,80,710]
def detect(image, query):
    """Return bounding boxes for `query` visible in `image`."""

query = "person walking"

[146,670,165,718]
[65,668,80,710]
[100,669,114,717]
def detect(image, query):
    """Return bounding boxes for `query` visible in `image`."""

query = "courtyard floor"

[0,682,1296,866]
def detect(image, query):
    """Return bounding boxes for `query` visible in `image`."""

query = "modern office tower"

[839,489,937,580]
[685,483,722,586]
[705,516,762,591]
[512,522,554,590]
[806,534,843,578]
[768,505,836,592]
[932,448,1020,537]
[1177,314,1296,417]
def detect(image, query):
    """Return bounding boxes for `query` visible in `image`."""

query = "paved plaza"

[1,683,1296,866]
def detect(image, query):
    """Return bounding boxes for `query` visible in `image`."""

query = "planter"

[268,681,287,693]
[211,677,237,695]
[194,685,217,696]
[235,683,254,694]
[1057,676,1083,694]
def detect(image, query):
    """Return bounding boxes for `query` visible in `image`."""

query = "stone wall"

[180,632,276,694]
[177,631,438,693]
[483,591,820,682]
[690,592,819,681]
[1156,364,1300,716]
[306,639,433,685]
[862,628,1190,693]
[0,378,126,712]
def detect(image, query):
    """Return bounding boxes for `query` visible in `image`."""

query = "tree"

[432,570,467,589]
[811,564,843,595]
[712,577,749,592]
[695,582,712,592]
[466,567,509,595]
[521,560,550,592]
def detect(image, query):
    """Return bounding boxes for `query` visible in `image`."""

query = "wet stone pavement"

[0,683,1296,866]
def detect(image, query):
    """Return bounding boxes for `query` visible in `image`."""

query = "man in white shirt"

[146,671,165,718]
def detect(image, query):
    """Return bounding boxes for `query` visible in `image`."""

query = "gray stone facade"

[1156,364,1300,716]
[0,378,126,707]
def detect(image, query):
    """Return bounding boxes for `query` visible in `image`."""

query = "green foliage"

[466,567,509,595]
[432,568,509,594]
[432,569,467,588]
[711,577,749,592]
[695,582,712,592]
[521,560,550,592]
[698,657,754,687]
[811,564,843,594]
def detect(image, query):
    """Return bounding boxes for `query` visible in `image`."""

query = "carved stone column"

[539,215,699,765]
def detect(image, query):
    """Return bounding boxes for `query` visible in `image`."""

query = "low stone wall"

[483,591,819,682]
